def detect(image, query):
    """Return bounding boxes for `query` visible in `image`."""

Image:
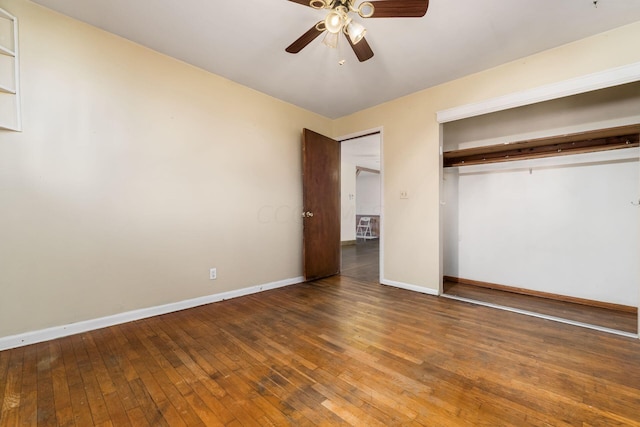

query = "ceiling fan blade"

[286,23,324,53]
[368,0,429,17]
[287,0,313,6]
[347,36,374,62]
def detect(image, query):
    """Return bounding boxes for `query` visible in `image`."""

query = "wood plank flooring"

[341,240,379,283]
[2,268,640,425]
[444,281,638,334]
[344,239,637,335]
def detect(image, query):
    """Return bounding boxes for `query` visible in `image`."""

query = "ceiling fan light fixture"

[324,10,344,33]
[322,31,339,48]
[288,0,428,63]
[345,20,366,44]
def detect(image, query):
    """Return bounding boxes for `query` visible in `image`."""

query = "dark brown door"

[302,128,341,281]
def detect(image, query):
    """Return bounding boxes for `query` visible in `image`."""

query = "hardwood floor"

[2,269,640,425]
[343,239,637,335]
[444,281,638,335]
[341,240,379,283]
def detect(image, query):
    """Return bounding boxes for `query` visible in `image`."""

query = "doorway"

[340,132,382,282]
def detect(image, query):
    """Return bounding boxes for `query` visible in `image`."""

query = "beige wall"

[1,0,639,340]
[0,0,331,337]
[333,21,640,292]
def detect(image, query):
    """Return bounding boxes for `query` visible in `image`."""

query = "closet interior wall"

[442,82,640,307]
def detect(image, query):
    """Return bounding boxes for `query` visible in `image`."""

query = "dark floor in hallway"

[341,239,379,282]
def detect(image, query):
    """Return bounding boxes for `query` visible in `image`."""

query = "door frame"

[337,127,384,283]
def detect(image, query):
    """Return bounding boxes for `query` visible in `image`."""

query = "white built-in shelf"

[0,7,20,131]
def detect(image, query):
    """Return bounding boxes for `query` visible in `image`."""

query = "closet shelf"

[443,124,640,167]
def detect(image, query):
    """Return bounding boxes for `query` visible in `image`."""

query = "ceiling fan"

[285,0,430,62]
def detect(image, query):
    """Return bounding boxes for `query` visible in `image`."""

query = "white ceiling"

[31,0,640,119]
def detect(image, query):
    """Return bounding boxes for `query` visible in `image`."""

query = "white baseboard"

[381,279,439,296]
[0,276,304,351]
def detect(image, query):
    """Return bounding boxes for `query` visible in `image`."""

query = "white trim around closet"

[436,61,640,124]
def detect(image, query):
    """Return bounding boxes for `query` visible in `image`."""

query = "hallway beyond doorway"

[341,240,379,283]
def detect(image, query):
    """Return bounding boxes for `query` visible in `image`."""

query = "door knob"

[301,211,314,218]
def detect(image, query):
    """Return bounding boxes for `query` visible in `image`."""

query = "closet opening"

[441,82,640,336]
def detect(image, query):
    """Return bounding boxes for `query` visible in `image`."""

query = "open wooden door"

[302,128,341,281]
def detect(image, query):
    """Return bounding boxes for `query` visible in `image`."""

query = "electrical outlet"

[209,268,217,280]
